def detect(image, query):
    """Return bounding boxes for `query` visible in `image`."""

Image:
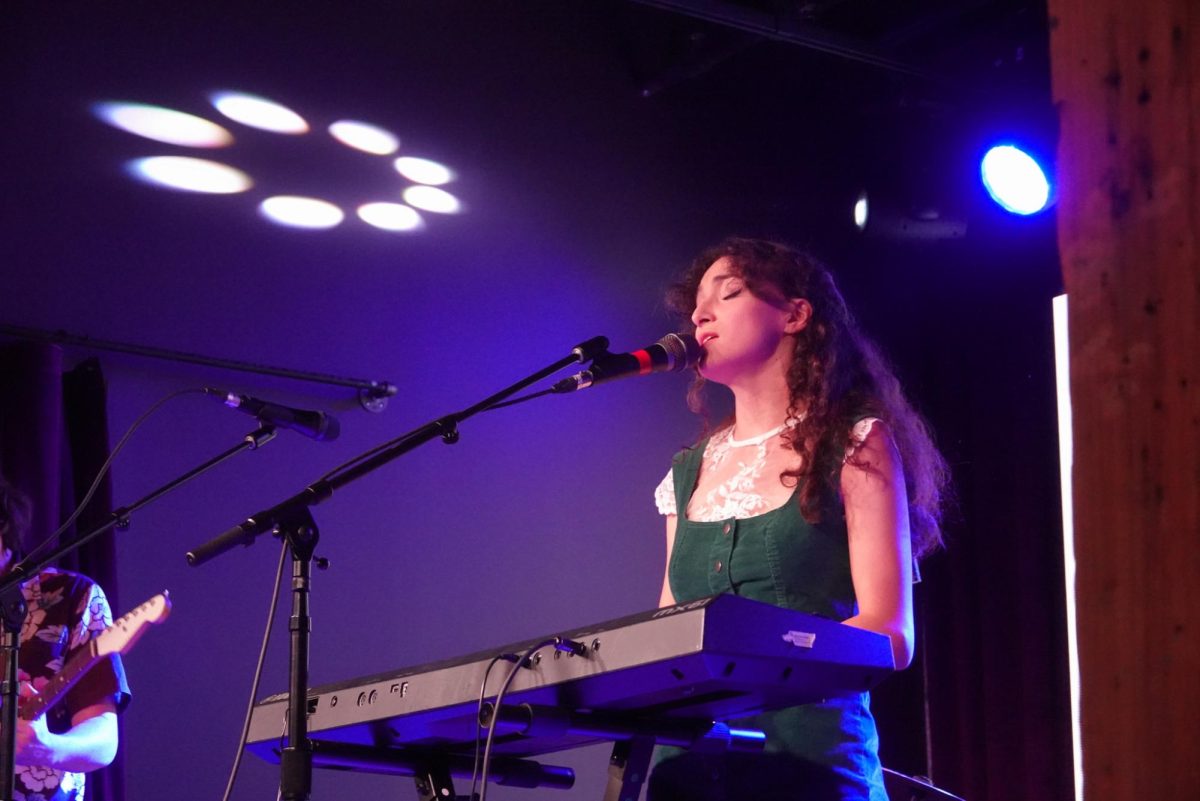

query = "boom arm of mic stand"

[190,335,609,566]
[186,339,604,801]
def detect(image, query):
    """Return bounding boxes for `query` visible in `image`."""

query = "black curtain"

[0,341,123,801]
[839,234,1074,801]
[919,290,1074,801]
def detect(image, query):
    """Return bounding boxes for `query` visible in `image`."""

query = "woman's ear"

[783,298,813,334]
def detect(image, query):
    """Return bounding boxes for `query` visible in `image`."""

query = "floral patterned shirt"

[12,569,130,801]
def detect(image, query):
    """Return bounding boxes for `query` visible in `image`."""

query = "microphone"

[205,389,340,441]
[551,333,701,393]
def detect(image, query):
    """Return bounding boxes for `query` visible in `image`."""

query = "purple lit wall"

[1,2,1065,800]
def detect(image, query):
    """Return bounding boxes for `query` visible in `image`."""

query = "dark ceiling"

[594,0,1049,104]
[0,0,1059,344]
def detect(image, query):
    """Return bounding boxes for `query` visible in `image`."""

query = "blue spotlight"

[980,144,1052,215]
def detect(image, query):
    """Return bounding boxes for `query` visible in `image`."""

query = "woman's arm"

[840,423,915,669]
[15,694,119,773]
[659,514,678,608]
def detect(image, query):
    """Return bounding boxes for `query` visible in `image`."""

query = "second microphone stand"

[185,336,609,801]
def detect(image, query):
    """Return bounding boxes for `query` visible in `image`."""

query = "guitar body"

[19,591,171,722]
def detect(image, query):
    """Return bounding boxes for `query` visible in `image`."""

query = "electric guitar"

[18,591,171,721]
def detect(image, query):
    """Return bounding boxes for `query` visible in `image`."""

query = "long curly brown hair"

[667,237,949,559]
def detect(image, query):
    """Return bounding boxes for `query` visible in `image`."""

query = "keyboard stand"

[296,704,766,801]
[303,739,574,799]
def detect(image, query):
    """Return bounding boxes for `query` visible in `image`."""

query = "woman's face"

[690,257,807,386]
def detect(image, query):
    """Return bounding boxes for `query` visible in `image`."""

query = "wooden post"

[1047,2,1199,799]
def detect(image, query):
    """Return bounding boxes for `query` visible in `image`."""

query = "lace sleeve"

[845,417,883,460]
[654,469,676,516]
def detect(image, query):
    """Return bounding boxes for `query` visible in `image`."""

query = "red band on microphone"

[633,349,653,374]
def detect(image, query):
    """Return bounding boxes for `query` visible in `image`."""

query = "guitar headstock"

[95,591,172,657]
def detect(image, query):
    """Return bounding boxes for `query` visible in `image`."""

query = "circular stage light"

[853,191,869,230]
[358,202,423,231]
[394,156,454,185]
[95,102,233,148]
[127,156,251,193]
[330,120,400,155]
[101,90,461,232]
[211,92,309,134]
[980,145,1052,215]
[403,185,461,214]
[259,196,344,229]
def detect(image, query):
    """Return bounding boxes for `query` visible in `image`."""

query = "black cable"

[315,382,558,485]
[469,654,512,801]
[478,640,556,801]
[19,387,207,567]
[315,424,430,484]
[316,359,578,484]
[220,538,289,801]
[477,388,557,411]
[477,637,585,801]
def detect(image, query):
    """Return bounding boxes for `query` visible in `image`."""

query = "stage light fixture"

[851,186,967,243]
[980,144,1052,215]
[853,192,869,230]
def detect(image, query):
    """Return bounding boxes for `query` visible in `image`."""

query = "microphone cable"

[219,537,289,801]
[475,388,557,412]
[16,387,208,569]
[468,652,521,801]
[476,636,586,801]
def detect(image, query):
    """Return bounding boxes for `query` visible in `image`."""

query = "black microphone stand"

[184,337,608,801]
[0,425,278,801]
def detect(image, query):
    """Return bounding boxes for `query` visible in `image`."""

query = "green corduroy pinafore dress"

[649,438,888,801]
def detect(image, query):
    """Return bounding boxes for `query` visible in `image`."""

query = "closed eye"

[722,289,742,300]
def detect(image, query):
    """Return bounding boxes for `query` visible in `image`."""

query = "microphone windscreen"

[658,333,701,371]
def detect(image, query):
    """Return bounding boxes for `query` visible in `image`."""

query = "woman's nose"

[691,303,712,327]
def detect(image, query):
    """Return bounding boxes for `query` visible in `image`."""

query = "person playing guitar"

[0,472,130,801]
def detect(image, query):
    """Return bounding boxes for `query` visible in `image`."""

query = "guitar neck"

[15,590,167,722]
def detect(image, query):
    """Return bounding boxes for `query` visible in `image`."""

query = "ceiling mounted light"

[853,191,869,230]
[980,144,1053,215]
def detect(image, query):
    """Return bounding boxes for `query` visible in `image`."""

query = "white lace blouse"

[654,418,880,522]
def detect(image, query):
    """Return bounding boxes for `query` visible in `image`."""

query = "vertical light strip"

[1052,293,1083,801]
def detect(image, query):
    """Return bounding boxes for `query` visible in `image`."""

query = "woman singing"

[649,238,949,801]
